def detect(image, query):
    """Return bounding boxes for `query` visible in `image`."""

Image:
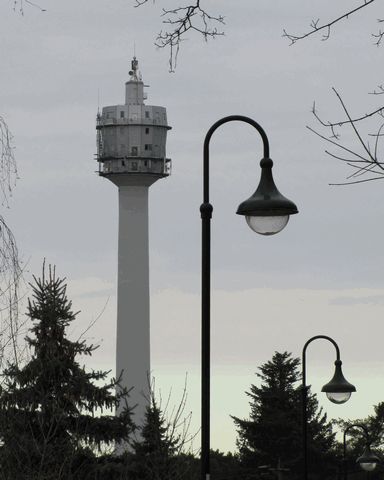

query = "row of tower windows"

[117,111,151,119]
[121,160,150,169]
[102,158,158,174]
[117,127,150,134]
[105,111,166,122]
[106,145,155,155]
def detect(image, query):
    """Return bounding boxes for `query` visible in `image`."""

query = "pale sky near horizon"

[1,0,384,453]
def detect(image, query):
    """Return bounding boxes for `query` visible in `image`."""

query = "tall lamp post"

[200,115,299,480]
[302,335,356,480]
[343,424,380,480]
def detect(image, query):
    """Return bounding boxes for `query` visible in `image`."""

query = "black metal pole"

[200,116,270,480]
[343,429,347,480]
[301,379,308,480]
[200,200,212,480]
[343,424,370,480]
[301,335,341,480]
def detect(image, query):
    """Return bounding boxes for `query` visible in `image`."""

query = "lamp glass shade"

[246,215,289,235]
[357,445,380,471]
[326,392,351,404]
[321,360,356,405]
[360,462,377,472]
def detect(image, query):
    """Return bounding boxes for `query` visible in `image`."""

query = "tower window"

[144,144,152,151]
[120,111,125,118]
[145,128,150,134]
[145,111,150,119]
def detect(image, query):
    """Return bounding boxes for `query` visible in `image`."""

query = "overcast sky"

[1,0,384,452]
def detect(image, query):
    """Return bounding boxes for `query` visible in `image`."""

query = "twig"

[135,1,225,71]
[283,1,376,45]
[12,0,46,14]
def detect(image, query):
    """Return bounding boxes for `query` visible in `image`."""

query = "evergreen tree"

[209,449,242,480]
[0,266,135,480]
[132,393,198,480]
[232,351,337,480]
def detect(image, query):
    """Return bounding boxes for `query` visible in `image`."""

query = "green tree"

[232,351,337,480]
[0,266,135,480]
[209,449,242,480]
[132,392,197,480]
[132,397,175,479]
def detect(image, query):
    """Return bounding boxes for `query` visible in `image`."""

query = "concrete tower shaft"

[96,58,171,432]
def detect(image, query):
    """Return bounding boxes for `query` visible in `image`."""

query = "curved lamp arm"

[343,424,370,458]
[302,335,340,388]
[202,115,270,203]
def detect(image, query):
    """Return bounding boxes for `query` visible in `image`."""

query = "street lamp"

[343,424,380,479]
[302,335,356,480]
[200,115,298,480]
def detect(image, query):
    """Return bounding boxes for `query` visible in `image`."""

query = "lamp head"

[236,157,298,235]
[357,444,380,472]
[321,360,356,404]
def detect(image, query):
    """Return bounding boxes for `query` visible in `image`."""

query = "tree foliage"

[232,351,337,480]
[0,266,135,480]
[132,396,179,479]
[131,379,198,480]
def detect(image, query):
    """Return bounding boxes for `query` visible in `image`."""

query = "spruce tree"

[232,351,337,480]
[0,266,135,480]
[132,396,178,480]
[132,393,199,480]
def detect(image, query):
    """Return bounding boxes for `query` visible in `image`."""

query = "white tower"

[96,57,171,430]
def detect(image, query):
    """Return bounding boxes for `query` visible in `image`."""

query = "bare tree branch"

[0,116,18,207]
[11,0,46,14]
[369,84,384,95]
[309,88,384,185]
[0,116,24,371]
[313,100,384,129]
[283,1,377,45]
[135,0,225,71]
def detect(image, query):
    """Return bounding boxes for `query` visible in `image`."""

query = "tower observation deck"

[96,57,171,439]
[96,56,171,184]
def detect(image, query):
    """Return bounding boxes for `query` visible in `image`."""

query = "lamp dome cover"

[236,158,298,218]
[321,360,356,395]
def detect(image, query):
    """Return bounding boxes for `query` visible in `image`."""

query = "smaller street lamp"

[302,335,356,480]
[343,424,380,479]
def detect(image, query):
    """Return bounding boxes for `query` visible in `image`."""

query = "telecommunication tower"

[96,57,171,429]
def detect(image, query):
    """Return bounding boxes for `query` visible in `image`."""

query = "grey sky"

[1,0,384,452]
